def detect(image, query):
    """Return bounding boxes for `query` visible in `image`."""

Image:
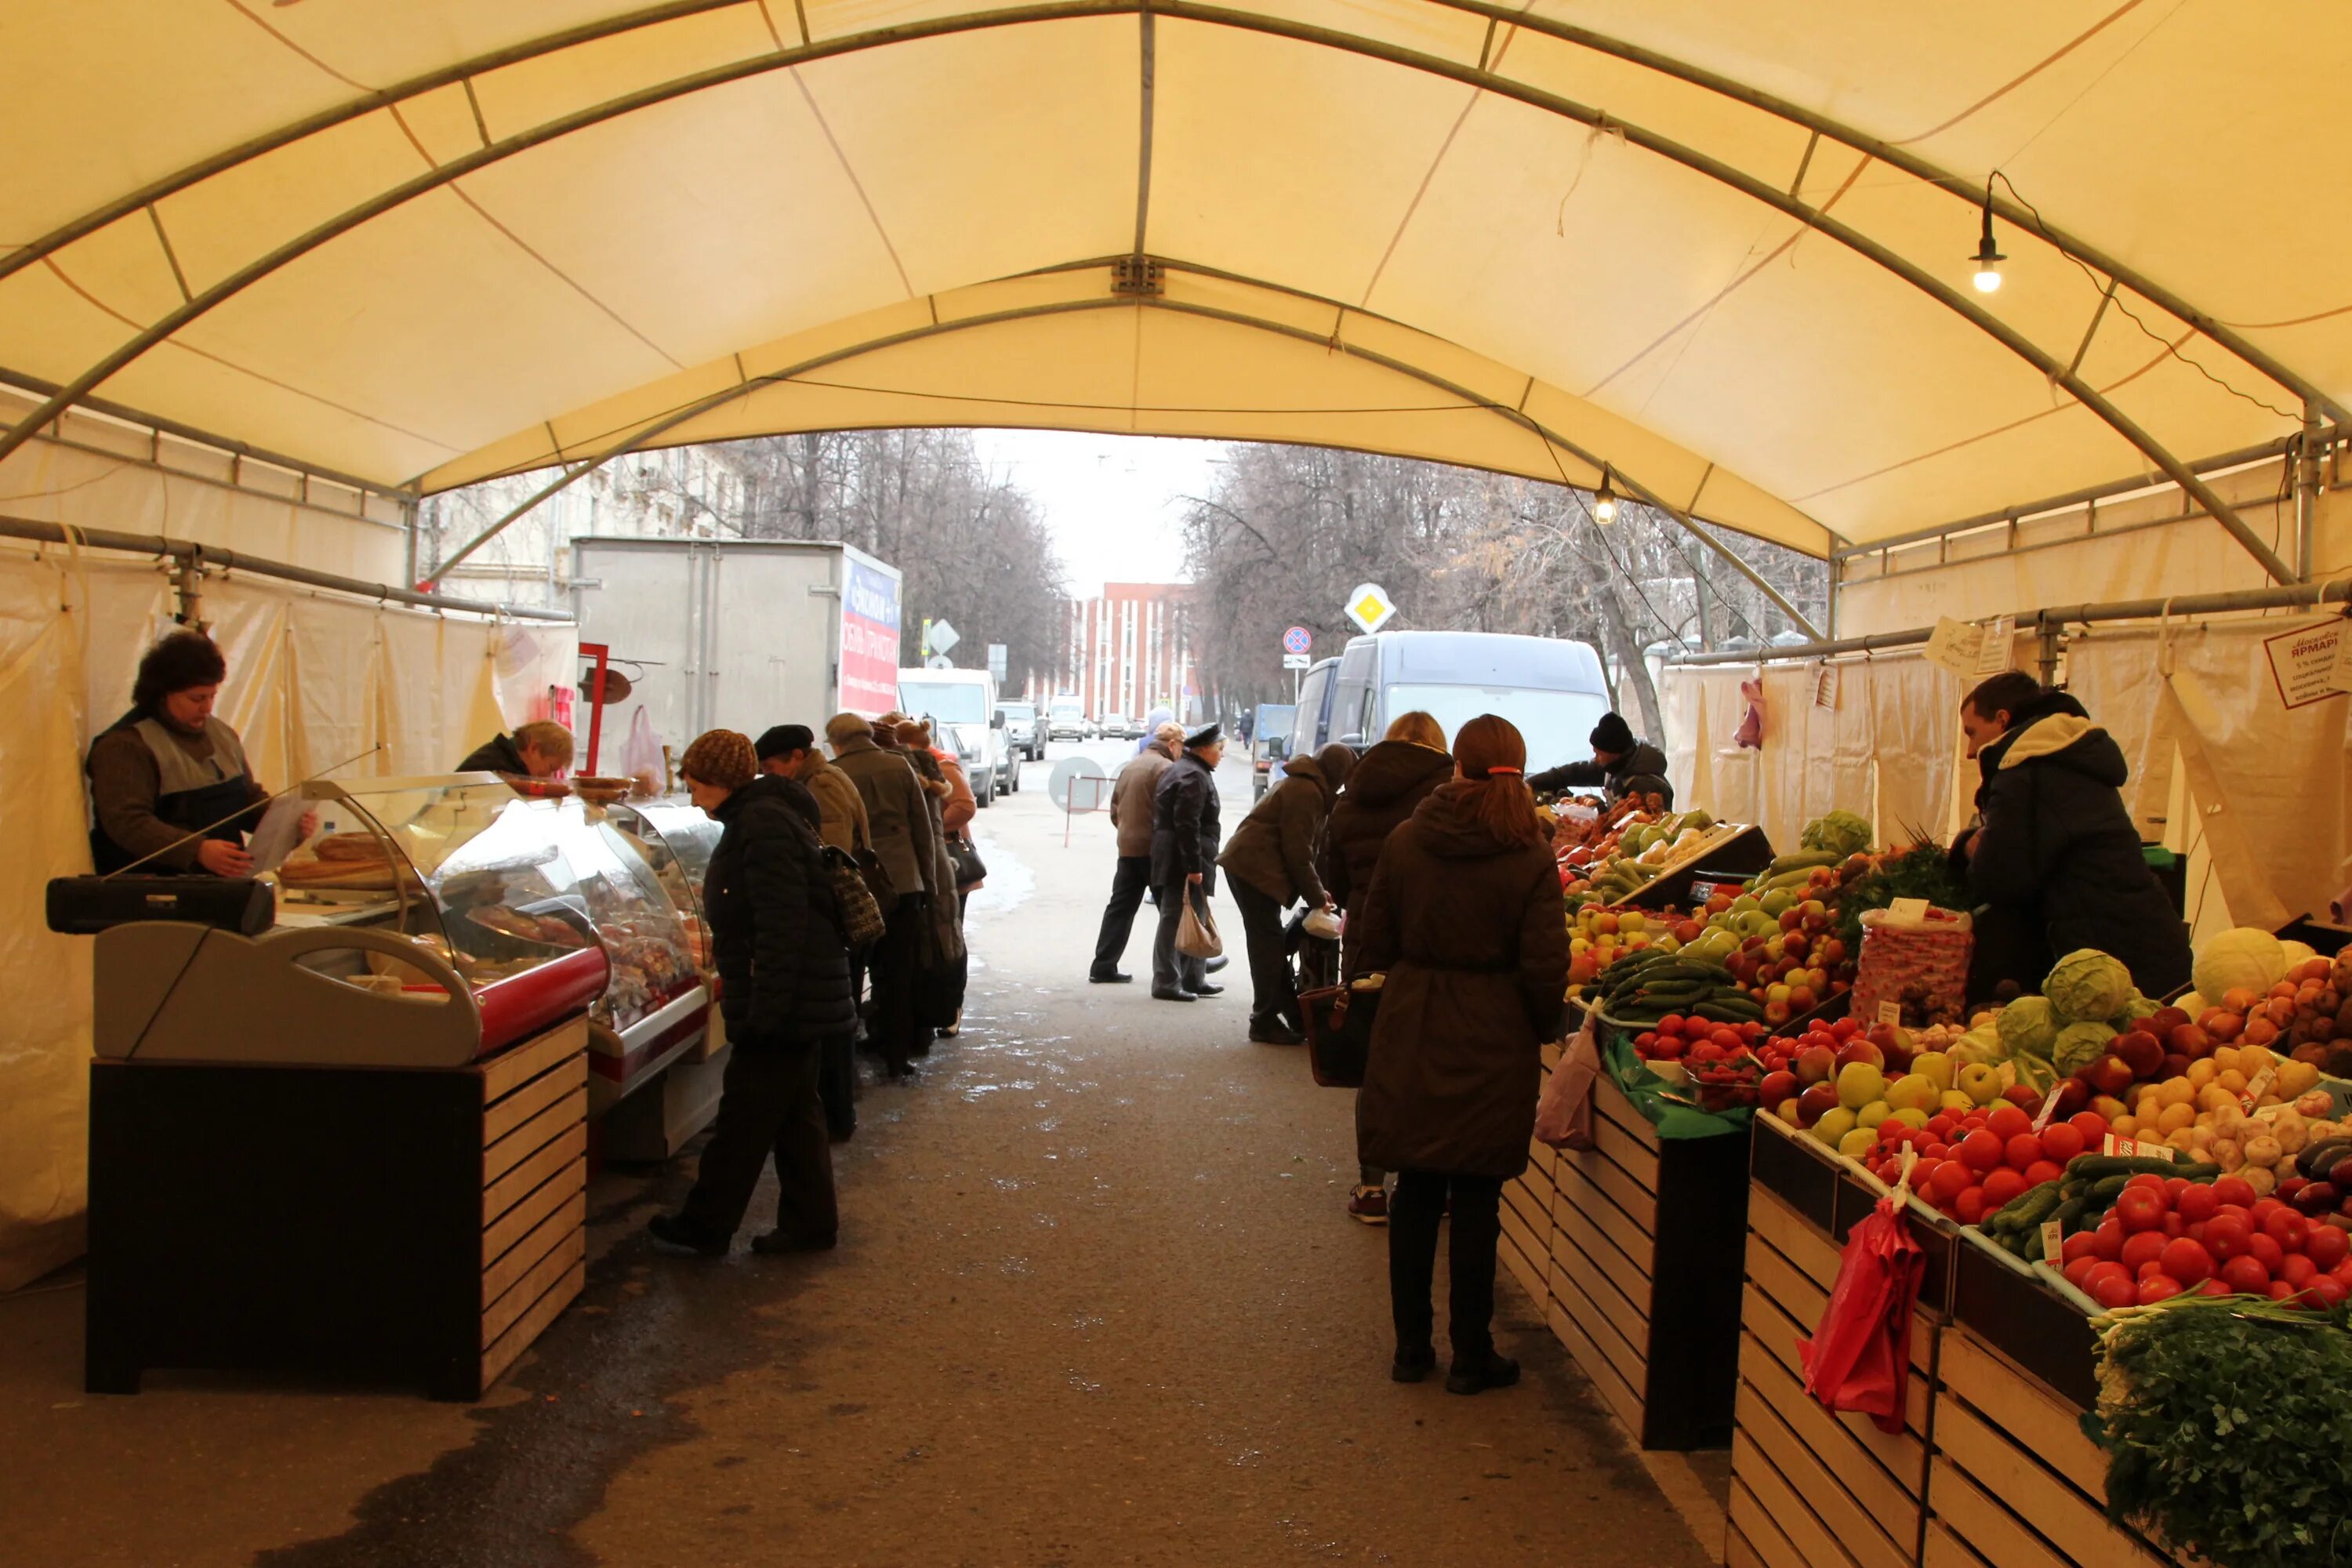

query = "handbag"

[1299,975,1383,1088]
[819,844,887,950]
[946,834,988,892]
[1534,1014,1601,1149]
[854,844,895,905]
[1175,884,1223,960]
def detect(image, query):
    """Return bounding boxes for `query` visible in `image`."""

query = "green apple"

[1835,1062,1886,1112]
[1853,1099,1893,1130]
[1909,1051,1955,1093]
[1937,1089,1975,1112]
[1885,1073,1938,1112]
[1837,1127,1878,1159]
[1809,1106,1858,1147]
[1891,1107,1930,1130]
[1957,1062,2002,1106]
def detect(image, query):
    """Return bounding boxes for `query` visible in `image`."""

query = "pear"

[1886,1073,1939,1112]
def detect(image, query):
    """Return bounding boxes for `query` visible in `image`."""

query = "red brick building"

[1054,583,1199,723]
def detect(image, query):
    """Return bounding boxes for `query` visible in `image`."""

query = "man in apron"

[85,629,278,875]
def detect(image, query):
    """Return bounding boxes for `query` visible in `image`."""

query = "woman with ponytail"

[1349,713,1570,1395]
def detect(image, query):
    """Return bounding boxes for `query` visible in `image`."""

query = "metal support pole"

[175,547,205,629]
[581,641,611,775]
[2296,400,2324,583]
[2034,617,2062,687]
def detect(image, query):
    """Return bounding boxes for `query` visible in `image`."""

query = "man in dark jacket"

[650,730,848,1258]
[1149,724,1226,1002]
[826,711,937,1079]
[1955,673,2190,1000]
[1092,722,1181,983]
[1525,710,1671,804]
[456,720,573,779]
[1218,743,1353,1043]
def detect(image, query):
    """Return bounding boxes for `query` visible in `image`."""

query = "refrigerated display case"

[574,800,717,1111]
[597,798,731,1158]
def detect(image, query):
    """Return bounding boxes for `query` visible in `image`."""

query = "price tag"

[1887,897,1931,926]
[2031,1080,2067,1132]
[1973,615,2014,678]
[2040,1219,2065,1261]
[1876,1000,1904,1026]
[2102,1134,2176,1161]
[2251,1101,2291,1122]
[2240,1065,2276,1113]
[1813,664,1839,711]
[1926,616,1984,676]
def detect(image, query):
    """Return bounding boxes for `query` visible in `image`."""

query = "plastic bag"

[1734,677,1764,750]
[1535,1015,1601,1149]
[1851,906,1975,1027]
[620,707,666,796]
[1176,885,1223,960]
[1799,1150,1927,1436]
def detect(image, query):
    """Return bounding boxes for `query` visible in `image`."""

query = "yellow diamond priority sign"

[1345,583,1397,634]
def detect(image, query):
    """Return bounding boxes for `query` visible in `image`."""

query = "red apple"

[2052,1079,2091,1116]
[1796,1083,1839,1125]
[1836,1039,1886,1072]
[2147,1006,2191,1036]
[2002,1085,2043,1111]
[2085,1055,2136,1096]
[2113,1031,2165,1080]
[1759,1069,1798,1106]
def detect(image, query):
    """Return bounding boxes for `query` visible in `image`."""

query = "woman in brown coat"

[1350,713,1569,1394]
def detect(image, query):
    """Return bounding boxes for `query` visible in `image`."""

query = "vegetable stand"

[1501,1044,1751,1450]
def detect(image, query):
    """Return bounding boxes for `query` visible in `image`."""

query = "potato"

[2110,1115,2139,1138]
[2213,1045,2244,1073]
[2212,1138,2245,1171]
[2165,1128,2198,1152]
[2156,1102,2197,1134]
[2157,1077,2196,1109]
[2187,1059,2219,1089]
[2186,1125,2216,1151]
[2238,1043,2277,1072]
[2242,1134,2285,1168]
[2241,1164,2278,1196]
[2218,1068,2250,1094]
[2198,1084,2240,1114]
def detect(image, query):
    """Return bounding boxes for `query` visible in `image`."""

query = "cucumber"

[2063,1155,2221,1183]
[1763,850,1842,877]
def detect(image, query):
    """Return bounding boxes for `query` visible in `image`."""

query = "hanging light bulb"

[1969,180,2005,294]
[1592,465,1619,525]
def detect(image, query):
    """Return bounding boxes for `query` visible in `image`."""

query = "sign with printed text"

[1974,615,2014,677]
[2263,617,2351,710]
[1281,653,1311,670]
[838,556,903,717]
[2101,1134,2176,1162]
[1925,616,1984,677]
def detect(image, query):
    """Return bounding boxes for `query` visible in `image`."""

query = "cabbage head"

[1799,810,1873,858]
[2192,927,2287,1001]
[2117,996,2161,1028]
[2053,1019,2119,1076]
[1995,995,2059,1059]
[2044,949,2135,1024]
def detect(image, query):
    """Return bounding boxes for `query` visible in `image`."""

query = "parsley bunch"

[2082,1298,2352,1567]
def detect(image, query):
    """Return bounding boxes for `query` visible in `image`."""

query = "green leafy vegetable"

[2083,1296,2352,1568]
[1833,842,1968,953]
[1798,809,1873,858]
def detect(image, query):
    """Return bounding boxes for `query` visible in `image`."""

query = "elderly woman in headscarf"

[895,720,970,1048]
[1215,742,1356,1045]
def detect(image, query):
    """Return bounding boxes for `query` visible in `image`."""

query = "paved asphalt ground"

[0,743,1724,1567]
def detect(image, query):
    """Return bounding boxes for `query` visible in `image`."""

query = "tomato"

[2060,1231,2102,1265]
[1954,1186,1990,1225]
[1986,1105,2032,1142]
[2280,1254,2318,1289]
[2159,1238,2212,1287]
[2160,1212,2186,1240]
[2267,1280,2298,1301]
[2247,1232,2285,1272]
[2113,1187,2168,1232]
[2209,1174,2258,1209]
[2220,1254,2270,1294]
[2252,1197,2288,1227]
[1657,1014,1686,1034]
[2306,1225,2350,1272]
[2089,1221,2125,1261]
[1980,1169,2028,1209]
[2069,1111,2111,1145]
[2299,1277,2348,1308]
[2063,1257,2103,1291]
[2202,1214,2252,1259]
[1957,1130,2004,1174]
[2002,1134,2042,1171]
[2125,1173,2169,1193]
[2263,1208,2310,1252]
[2162,1178,2191,1205]
[2038,1123,2086,1163]
[2092,1272,2140,1310]
[2136,1275,2182,1305]
[2120,1230,2169,1273]
[1922,1142,1952,1162]
[1926,1116,1958,1141]
[1928,1161,1970,1204]
[2174,1184,2220,1224]
[2198,1278,2232,1296]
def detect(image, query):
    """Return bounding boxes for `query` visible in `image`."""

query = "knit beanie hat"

[1589,711,1635,755]
[679,728,756,790]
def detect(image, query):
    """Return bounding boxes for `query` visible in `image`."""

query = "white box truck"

[571,538,903,772]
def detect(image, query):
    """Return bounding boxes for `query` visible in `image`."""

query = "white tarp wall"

[0,542,573,1291]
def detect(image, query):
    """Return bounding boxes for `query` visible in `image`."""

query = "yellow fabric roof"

[3,1,2345,562]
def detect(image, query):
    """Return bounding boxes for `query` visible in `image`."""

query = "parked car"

[1099,712,1131,741]
[1047,695,1090,741]
[1323,630,1611,775]
[898,665,1012,804]
[997,700,1047,762]
[1250,702,1297,800]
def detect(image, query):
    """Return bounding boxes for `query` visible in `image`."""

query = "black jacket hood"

[1343,739,1453,809]
[1978,691,2125,791]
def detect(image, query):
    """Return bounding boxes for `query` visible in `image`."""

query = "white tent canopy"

[5,0,2348,574]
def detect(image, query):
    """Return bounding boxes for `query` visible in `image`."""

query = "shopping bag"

[1851,906,1975,1027]
[1175,885,1222,960]
[1535,1013,1602,1149]
[1299,976,1382,1087]
[819,844,885,950]
[621,707,666,793]
[946,835,988,893]
[1798,1147,1927,1435]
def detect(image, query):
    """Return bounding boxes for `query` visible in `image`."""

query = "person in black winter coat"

[1149,724,1225,1001]
[1955,673,2190,1000]
[650,730,850,1257]
[1524,710,1671,804]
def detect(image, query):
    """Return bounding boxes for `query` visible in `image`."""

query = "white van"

[897,666,1013,805]
[1321,631,1612,773]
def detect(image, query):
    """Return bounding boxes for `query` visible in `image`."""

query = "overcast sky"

[967,430,1222,599]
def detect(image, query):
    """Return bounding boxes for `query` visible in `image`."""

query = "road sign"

[1281,626,1312,655]
[925,652,954,670]
[1047,757,1112,812]
[1345,583,1396,634]
[927,618,960,655]
[1281,653,1311,670]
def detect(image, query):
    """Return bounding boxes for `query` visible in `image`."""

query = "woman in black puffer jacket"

[650,729,852,1258]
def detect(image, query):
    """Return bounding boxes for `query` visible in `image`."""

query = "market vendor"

[1525,711,1672,805]
[1954,671,2190,1000]
[456,720,574,779]
[86,629,282,876]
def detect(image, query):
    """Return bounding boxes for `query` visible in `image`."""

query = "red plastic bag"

[1798,1149,1926,1435]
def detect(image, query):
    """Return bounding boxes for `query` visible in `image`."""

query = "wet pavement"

[0,747,1722,1566]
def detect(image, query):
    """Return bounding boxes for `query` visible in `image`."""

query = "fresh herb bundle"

[1833,840,1968,952]
[2083,1297,2352,1567]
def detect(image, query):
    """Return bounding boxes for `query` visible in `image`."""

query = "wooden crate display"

[1501,1065,1749,1450]
[87,1018,590,1402]
[1924,1328,2183,1568]
[1729,1181,1939,1568]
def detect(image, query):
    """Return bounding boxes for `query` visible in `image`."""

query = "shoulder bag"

[1298,975,1383,1087]
[1175,883,1222,960]
[818,843,887,950]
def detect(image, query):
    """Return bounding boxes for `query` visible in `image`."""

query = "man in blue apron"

[85,630,277,876]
